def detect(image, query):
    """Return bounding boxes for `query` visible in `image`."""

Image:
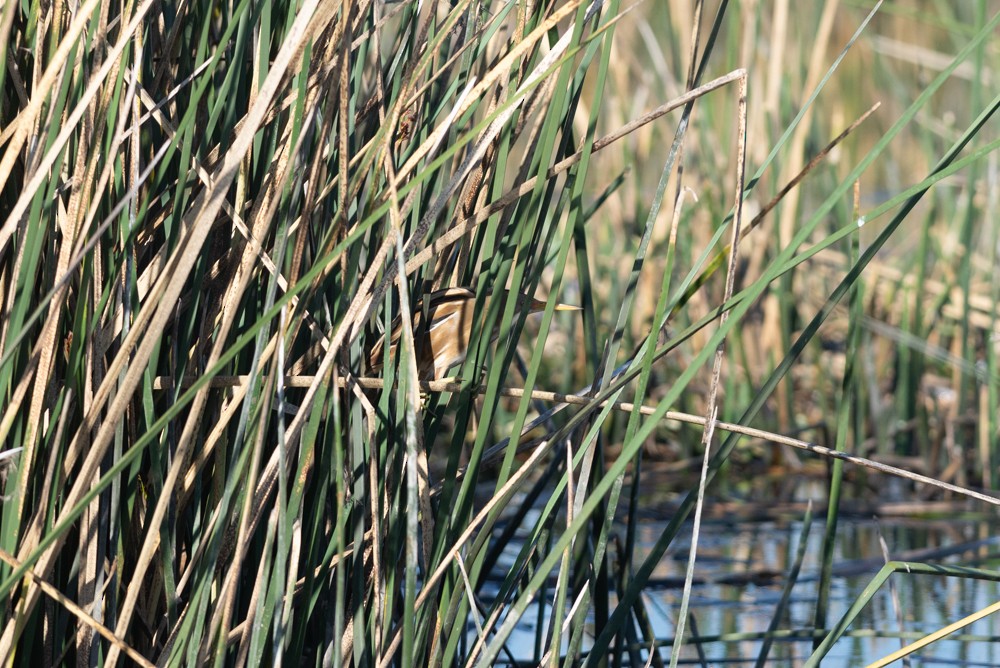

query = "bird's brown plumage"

[369,288,579,380]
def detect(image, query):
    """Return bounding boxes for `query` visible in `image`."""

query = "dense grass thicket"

[0,0,998,664]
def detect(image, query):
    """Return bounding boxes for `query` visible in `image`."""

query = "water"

[634,516,1000,665]
[482,509,1000,666]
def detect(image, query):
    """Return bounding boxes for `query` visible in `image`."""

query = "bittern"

[369,287,581,380]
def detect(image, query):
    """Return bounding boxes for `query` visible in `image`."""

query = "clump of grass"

[0,0,998,665]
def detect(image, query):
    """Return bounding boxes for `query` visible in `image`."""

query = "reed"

[0,0,997,665]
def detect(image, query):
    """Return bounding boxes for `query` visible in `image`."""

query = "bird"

[369,287,581,380]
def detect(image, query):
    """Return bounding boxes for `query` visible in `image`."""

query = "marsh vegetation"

[0,0,998,665]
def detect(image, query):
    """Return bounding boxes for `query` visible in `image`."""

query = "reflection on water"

[482,505,1000,665]
[635,516,1000,665]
